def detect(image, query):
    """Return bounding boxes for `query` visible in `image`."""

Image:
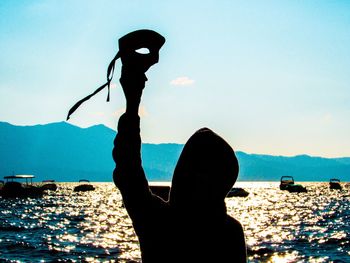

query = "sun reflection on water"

[226,182,350,262]
[0,182,349,262]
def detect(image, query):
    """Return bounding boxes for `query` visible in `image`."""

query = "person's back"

[168,210,245,262]
[114,107,246,262]
[166,127,246,262]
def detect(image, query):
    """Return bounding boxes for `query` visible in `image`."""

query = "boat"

[286,184,307,193]
[329,178,342,190]
[0,180,4,193]
[280,176,307,193]
[73,179,95,192]
[280,176,294,190]
[149,182,171,201]
[1,175,44,198]
[226,187,249,198]
[41,179,58,191]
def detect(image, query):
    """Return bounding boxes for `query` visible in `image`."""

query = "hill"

[0,121,349,182]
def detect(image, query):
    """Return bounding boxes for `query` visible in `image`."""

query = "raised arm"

[112,30,166,231]
[112,68,153,222]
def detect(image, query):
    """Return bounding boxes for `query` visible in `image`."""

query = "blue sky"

[1,1,350,157]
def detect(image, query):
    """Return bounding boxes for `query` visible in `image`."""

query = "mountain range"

[0,121,349,182]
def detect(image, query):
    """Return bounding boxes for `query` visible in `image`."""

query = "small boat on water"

[0,180,4,192]
[226,187,249,198]
[74,179,95,192]
[280,176,294,190]
[280,176,307,193]
[149,182,171,201]
[329,178,342,190]
[0,175,44,198]
[41,180,58,191]
[286,184,307,193]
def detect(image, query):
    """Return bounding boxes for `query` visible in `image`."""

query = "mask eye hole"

[135,47,150,54]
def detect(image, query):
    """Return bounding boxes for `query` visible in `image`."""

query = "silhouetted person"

[113,71,246,262]
[65,29,246,261]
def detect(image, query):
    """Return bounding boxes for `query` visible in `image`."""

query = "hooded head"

[169,128,239,209]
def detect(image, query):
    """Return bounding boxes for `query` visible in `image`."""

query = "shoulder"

[225,215,247,262]
[226,215,244,232]
[224,215,246,249]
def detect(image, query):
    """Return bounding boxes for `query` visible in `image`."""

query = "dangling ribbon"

[66,52,120,121]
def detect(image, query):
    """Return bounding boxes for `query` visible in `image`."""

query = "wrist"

[120,66,147,86]
[125,107,139,116]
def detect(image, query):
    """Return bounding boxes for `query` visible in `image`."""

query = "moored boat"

[280,176,307,193]
[149,182,171,201]
[280,176,294,190]
[226,187,249,198]
[286,184,307,193]
[1,175,44,198]
[74,179,95,192]
[41,180,58,191]
[0,180,4,195]
[329,178,342,190]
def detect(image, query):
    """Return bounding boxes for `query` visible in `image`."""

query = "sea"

[0,182,349,262]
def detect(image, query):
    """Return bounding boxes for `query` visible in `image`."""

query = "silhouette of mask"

[66,29,165,121]
[118,29,165,73]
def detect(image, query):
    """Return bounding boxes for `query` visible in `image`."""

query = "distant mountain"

[236,152,350,182]
[0,121,349,182]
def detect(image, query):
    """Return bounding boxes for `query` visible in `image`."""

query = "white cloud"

[113,108,125,117]
[138,105,149,117]
[170,76,195,86]
[322,113,332,124]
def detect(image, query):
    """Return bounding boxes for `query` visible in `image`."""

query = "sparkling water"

[0,182,349,262]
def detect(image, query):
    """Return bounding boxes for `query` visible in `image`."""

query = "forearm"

[112,69,150,198]
[112,113,153,226]
[113,113,141,172]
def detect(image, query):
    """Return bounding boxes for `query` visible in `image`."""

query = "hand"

[119,66,147,115]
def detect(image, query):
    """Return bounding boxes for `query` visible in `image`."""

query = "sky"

[1,0,350,157]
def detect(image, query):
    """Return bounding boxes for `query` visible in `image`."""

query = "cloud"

[113,108,125,117]
[322,113,332,124]
[138,105,149,117]
[170,76,195,86]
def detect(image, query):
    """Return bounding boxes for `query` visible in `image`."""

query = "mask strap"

[66,52,120,121]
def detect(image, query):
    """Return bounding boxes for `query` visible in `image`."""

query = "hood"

[169,128,239,209]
